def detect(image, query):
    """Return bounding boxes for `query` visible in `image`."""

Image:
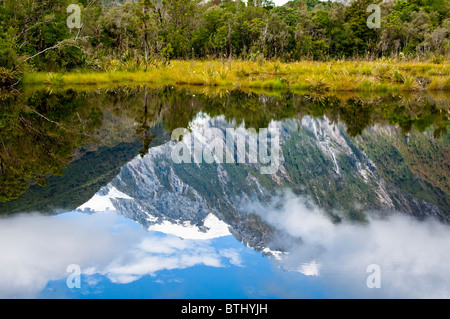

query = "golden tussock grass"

[22,59,449,93]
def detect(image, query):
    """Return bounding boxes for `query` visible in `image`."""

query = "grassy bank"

[22,60,450,93]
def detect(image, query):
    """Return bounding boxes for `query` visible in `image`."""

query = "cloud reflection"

[247,190,450,298]
[0,212,237,298]
[2,189,450,299]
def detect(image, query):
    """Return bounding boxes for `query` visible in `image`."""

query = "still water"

[0,87,449,298]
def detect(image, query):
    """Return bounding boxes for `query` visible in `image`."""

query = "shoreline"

[21,60,450,93]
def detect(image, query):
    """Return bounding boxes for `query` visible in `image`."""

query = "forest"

[0,0,448,87]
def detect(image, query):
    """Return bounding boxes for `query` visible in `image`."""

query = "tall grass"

[22,59,450,93]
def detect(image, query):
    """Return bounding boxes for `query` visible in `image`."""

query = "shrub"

[0,67,19,87]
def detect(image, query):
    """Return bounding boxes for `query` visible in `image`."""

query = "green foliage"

[0,0,448,80]
[161,43,174,62]
[0,29,19,70]
[0,67,19,87]
[0,90,95,202]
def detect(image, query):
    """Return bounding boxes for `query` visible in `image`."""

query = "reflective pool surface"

[0,87,449,298]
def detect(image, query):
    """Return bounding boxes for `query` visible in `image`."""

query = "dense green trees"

[0,0,448,81]
[0,89,101,202]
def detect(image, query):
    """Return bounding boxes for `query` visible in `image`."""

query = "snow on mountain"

[148,213,231,240]
[76,112,446,260]
[77,185,133,212]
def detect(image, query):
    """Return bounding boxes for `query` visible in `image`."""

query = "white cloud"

[101,235,224,284]
[220,249,244,267]
[3,189,449,299]
[0,212,236,298]
[248,190,450,298]
[0,212,135,298]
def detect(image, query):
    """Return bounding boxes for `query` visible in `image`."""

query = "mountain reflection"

[0,86,449,299]
[0,87,448,213]
[76,111,449,253]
